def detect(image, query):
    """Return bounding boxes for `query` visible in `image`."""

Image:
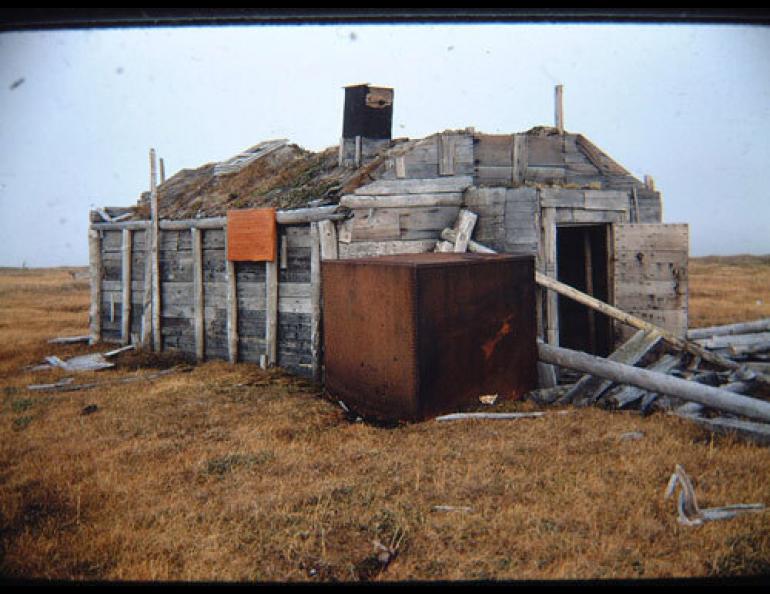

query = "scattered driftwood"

[28,367,184,392]
[664,464,766,526]
[687,318,770,340]
[48,335,90,345]
[432,505,473,513]
[538,342,770,423]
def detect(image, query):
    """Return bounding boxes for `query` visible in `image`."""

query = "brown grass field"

[1,257,770,582]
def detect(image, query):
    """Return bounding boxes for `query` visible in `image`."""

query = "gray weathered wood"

[265,247,279,367]
[512,134,527,184]
[696,331,770,349]
[554,84,564,133]
[394,155,406,178]
[536,270,740,372]
[439,228,496,253]
[120,229,132,345]
[542,207,558,346]
[192,228,205,361]
[563,329,663,405]
[438,134,455,176]
[688,318,770,340]
[140,235,153,349]
[609,354,681,408]
[317,219,338,261]
[226,259,238,363]
[310,222,322,382]
[88,229,102,344]
[149,148,161,351]
[349,209,400,242]
[539,342,770,423]
[49,335,90,345]
[340,193,463,209]
[353,176,473,196]
[453,209,478,253]
[338,239,436,259]
[731,340,770,356]
[436,411,565,422]
[675,413,770,447]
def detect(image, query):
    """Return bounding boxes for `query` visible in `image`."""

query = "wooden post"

[310,222,322,382]
[140,230,152,349]
[354,135,362,167]
[191,228,205,361]
[512,133,528,184]
[265,236,279,368]
[453,209,478,253]
[555,85,564,133]
[317,219,338,261]
[149,148,161,351]
[631,187,640,223]
[159,157,166,184]
[438,133,455,176]
[538,342,770,423]
[120,229,132,345]
[644,175,655,191]
[542,207,558,346]
[226,259,238,364]
[88,228,102,345]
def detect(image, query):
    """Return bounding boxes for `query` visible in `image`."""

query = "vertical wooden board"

[526,135,564,167]
[613,223,689,340]
[310,223,322,382]
[121,229,132,345]
[88,229,102,344]
[192,228,205,361]
[438,134,455,176]
[317,219,339,261]
[265,247,279,367]
[542,207,558,346]
[226,259,238,363]
[512,134,528,183]
[503,187,538,252]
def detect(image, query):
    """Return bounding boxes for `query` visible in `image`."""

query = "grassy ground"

[1,261,770,582]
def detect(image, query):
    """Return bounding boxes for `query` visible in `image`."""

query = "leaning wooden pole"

[535,271,740,371]
[538,342,770,423]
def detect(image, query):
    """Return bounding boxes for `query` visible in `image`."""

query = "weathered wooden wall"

[95,223,316,378]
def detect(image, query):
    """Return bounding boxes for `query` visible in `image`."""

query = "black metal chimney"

[339,83,393,166]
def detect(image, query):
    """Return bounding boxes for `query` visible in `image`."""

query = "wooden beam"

[149,148,161,352]
[265,242,279,368]
[535,271,741,371]
[317,219,338,261]
[688,318,770,340]
[191,227,205,361]
[120,229,132,345]
[555,85,564,133]
[538,342,770,423]
[159,157,166,184]
[542,207,558,346]
[452,209,478,253]
[512,134,528,184]
[226,259,238,364]
[438,133,455,176]
[88,229,102,345]
[583,229,596,354]
[140,233,152,349]
[439,228,496,253]
[340,193,463,209]
[310,222,322,382]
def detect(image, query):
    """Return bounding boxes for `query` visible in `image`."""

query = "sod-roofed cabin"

[88,83,688,382]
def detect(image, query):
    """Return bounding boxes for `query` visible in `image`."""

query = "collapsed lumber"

[664,464,766,526]
[538,342,770,423]
[28,367,185,392]
[687,317,770,341]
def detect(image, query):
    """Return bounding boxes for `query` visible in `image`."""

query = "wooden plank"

[539,342,770,423]
[349,209,400,242]
[611,354,682,408]
[453,209,478,253]
[317,219,338,261]
[512,133,527,184]
[340,193,463,209]
[554,85,564,133]
[688,318,770,341]
[120,229,132,345]
[279,234,288,269]
[438,134,455,176]
[525,166,566,183]
[475,166,512,185]
[310,222,322,382]
[226,259,238,363]
[527,136,564,167]
[150,149,161,352]
[140,235,153,348]
[475,134,513,166]
[398,206,460,233]
[338,239,436,259]
[353,176,473,196]
[394,155,406,178]
[584,190,629,211]
[562,329,663,405]
[540,188,584,208]
[88,229,102,344]
[542,207,558,346]
[265,244,279,367]
[192,228,205,361]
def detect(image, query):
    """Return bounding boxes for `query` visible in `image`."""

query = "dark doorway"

[556,225,612,356]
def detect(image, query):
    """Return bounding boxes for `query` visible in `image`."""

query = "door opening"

[556,224,612,356]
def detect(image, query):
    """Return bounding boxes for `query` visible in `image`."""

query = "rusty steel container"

[322,252,537,421]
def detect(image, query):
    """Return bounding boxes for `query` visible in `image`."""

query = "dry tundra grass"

[1,260,770,582]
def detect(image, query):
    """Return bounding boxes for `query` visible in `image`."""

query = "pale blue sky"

[1,23,769,266]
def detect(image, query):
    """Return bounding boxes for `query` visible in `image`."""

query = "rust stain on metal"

[323,253,537,421]
[481,314,515,361]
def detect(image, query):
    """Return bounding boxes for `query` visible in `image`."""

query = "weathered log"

[675,413,770,447]
[696,331,770,349]
[538,342,770,423]
[535,271,741,372]
[452,209,478,253]
[436,411,569,422]
[730,340,770,356]
[687,318,770,340]
[439,228,496,253]
[48,335,90,345]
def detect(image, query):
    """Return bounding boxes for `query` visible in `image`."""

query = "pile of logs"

[436,209,770,446]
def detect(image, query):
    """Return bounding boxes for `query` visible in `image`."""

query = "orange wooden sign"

[226,208,277,262]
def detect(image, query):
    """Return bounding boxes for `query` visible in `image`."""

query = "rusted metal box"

[322,253,537,421]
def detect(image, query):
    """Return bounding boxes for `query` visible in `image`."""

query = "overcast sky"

[1,22,769,266]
